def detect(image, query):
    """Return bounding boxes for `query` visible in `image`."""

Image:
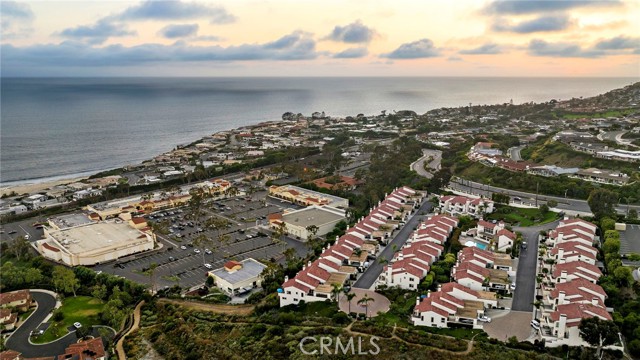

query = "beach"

[0,176,88,198]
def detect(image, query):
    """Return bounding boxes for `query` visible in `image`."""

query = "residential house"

[0,290,32,312]
[412,290,487,329]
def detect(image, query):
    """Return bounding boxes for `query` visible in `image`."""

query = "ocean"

[1,77,636,185]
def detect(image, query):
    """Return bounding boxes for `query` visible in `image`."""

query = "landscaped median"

[31,296,104,344]
[486,205,559,227]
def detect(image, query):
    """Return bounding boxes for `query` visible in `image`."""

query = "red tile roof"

[130,217,146,224]
[553,261,602,281]
[62,337,107,360]
[0,290,31,306]
[42,242,61,253]
[550,303,612,325]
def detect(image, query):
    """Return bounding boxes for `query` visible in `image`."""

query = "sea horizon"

[2,76,637,186]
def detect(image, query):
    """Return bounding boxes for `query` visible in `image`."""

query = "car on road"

[521,241,527,250]
[8,230,17,235]
[510,282,516,290]
[204,263,213,269]
[513,196,522,202]
[477,315,491,323]
[194,249,201,254]
[205,249,212,255]
[180,245,187,250]
[73,322,82,329]
[24,234,30,240]
[169,256,176,261]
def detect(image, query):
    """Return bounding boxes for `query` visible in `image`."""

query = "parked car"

[531,319,540,330]
[205,249,212,255]
[73,322,82,329]
[194,249,201,254]
[180,245,187,250]
[169,256,176,261]
[477,315,492,323]
[510,282,516,290]
[204,263,213,269]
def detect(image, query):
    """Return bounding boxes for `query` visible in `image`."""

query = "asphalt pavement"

[510,221,559,312]
[353,200,433,289]
[4,291,105,358]
[411,149,442,179]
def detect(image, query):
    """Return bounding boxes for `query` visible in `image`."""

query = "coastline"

[0,176,89,198]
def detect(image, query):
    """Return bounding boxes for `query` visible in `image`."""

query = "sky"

[1,0,639,77]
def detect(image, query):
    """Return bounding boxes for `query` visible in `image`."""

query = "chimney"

[558,290,566,304]
[284,275,289,282]
[307,261,312,267]
[302,264,306,270]
[416,296,421,306]
[427,290,431,298]
[557,248,564,260]
[437,284,442,292]
[592,297,599,306]
[560,270,567,281]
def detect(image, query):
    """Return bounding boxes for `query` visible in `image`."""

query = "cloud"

[493,15,572,33]
[159,24,199,39]
[114,0,235,24]
[60,20,136,45]
[194,35,223,42]
[326,21,376,43]
[447,56,463,61]
[333,47,368,58]
[1,1,35,39]
[382,39,440,59]
[527,39,603,58]
[1,1,34,20]
[1,31,319,71]
[483,0,622,15]
[594,36,640,50]
[459,43,502,55]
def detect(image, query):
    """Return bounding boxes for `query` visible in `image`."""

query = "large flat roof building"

[37,215,155,266]
[273,205,346,240]
[268,185,349,208]
[208,259,267,296]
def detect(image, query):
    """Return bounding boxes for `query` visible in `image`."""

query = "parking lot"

[0,217,46,244]
[94,193,310,290]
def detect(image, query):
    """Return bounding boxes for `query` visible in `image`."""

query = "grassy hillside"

[521,139,637,175]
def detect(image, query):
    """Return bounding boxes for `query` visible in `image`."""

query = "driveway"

[338,289,390,317]
[411,149,442,179]
[353,200,433,289]
[483,311,535,341]
[5,291,107,358]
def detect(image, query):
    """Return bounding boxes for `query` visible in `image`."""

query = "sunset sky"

[1,0,639,76]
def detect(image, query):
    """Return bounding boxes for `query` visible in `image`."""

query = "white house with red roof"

[452,260,512,293]
[551,261,603,284]
[412,289,487,329]
[495,228,517,252]
[439,282,498,308]
[378,258,430,290]
[548,241,598,265]
[457,246,514,272]
[541,303,614,346]
[547,219,597,248]
[544,279,607,310]
[439,195,494,218]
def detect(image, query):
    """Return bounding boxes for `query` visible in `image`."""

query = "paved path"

[5,291,103,358]
[337,289,390,317]
[508,146,526,161]
[116,301,145,360]
[353,200,433,289]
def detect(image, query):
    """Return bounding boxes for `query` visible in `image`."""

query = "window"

[431,317,434,323]
[441,318,445,323]
[409,284,413,288]
[286,291,291,295]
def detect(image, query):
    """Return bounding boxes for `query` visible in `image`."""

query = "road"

[508,146,526,161]
[353,200,433,289]
[411,149,442,179]
[510,221,559,312]
[449,178,638,215]
[5,291,104,357]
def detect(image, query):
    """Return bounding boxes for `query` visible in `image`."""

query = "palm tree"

[331,283,343,303]
[357,294,375,319]
[346,292,356,313]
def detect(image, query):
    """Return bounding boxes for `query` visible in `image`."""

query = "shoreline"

[0,176,91,198]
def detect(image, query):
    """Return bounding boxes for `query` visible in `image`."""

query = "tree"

[145,263,159,293]
[579,317,619,359]
[600,218,616,232]
[76,325,90,339]
[539,204,549,214]
[9,236,31,261]
[24,268,42,285]
[587,189,618,220]
[628,209,638,220]
[357,294,375,319]
[91,284,108,301]
[546,200,558,208]
[52,266,79,296]
[305,225,319,242]
[613,266,633,287]
[346,292,356,313]
[331,283,343,303]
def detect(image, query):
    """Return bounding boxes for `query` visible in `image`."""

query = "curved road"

[5,291,102,358]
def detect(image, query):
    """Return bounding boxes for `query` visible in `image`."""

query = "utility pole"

[535,182,539,207]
